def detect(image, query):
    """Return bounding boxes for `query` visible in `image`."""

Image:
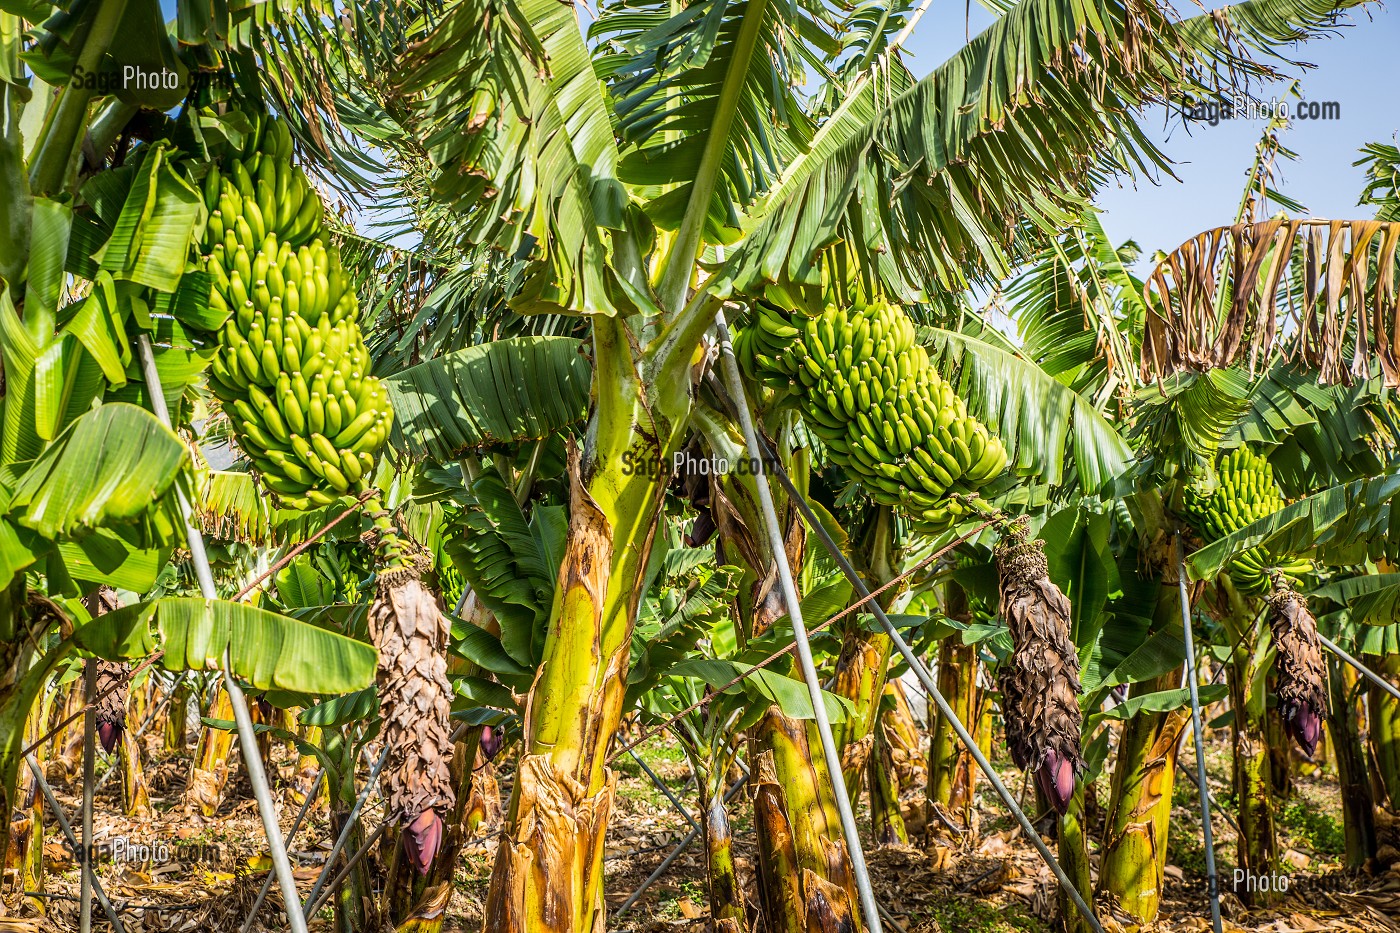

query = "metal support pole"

[25,756,128,933]
[1318,632,1400,703]
[80,660,97,933]
[714,310,884,933]
[724,402,1105,933]
[614,771,749,918]
[241,769,326,933]
[303,822,391,918]
[630,749,700,833]
[1176,535,1224,933]
[136,334,308,933]
[301,743,391,914]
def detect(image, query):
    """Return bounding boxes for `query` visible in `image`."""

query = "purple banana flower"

[1036,749,1077,816]
[401,809,443,876]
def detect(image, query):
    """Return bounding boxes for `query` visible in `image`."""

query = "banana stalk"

[1368,653,1400,809]
[927,583,981,833]
[1264,579,1326,758]
[1325,658,1378,869]
[995,521,1084,816]
[482,329,670,930]
[868,716,908,845]
[368,562,456,879]
[188,688,236,817]
[1221,581,1281,906]
[751,710,860,933]
[1098,667,1188,924]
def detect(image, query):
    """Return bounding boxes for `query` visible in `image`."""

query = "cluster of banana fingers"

[201,115,392,511]
[737,299,1007,532]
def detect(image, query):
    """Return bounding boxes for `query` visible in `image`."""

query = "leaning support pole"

[631,749,700,833]
[1175,535,1224,933]
[1318,632,1400,703]
[241,769,325,933]
[615,771,749,919]
[714,311,885,933]
[136,335,309,933]
[727,402,1106,933]
[25,756,127,933]
[300,743,391,915]
[80,660,97,933]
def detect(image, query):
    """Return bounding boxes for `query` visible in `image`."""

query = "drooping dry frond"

[1141,220,1400,386]
[995,520,1084,815]
[369,570,456,874]
[1265,577,1327,757]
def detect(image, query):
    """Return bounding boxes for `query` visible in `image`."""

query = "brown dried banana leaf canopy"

[995,521,1084,815]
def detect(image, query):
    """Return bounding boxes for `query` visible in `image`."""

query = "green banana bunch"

[740,299,1008,533]
[202,116,393,511]
[1182,446,1312,593]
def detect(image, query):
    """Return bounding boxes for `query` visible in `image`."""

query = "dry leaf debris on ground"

[2,730,1397,932]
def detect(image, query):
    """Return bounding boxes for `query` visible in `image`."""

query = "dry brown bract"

[1265,577,1327,757]
[1140,220,1400,386]
[995,520,1084,815]
[370,569,456,874]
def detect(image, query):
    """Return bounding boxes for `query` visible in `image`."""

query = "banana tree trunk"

[48,675,85,782]
[119,726,151,817]
[882,680,926,794]
[1098,670,1187,924]
[868,714,908,845]
[482,317,673,933]
[0,580,66,873]
[831,629,891,798]
[1225,620,1279,904]
[188,688,236,817]
[1368,653,1400,810]
[928,584,980,833]
[1327,658,1377,869]
[328,810,374,933]
[16,687,45,914]
[164,677,191,752]
[700,773,745,930]
[1056,785,1094,933]
[751,709,859,933]
[0,579,27,872]
[831,509,898,800]
[293,724,324,809]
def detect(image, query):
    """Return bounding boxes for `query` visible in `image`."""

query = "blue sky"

[901,0,1399,261]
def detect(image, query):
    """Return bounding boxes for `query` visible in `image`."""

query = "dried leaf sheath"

[1141,220,1400,385]
[1265,579,1327,757]
[369,570,456,873]
[995,521,1084,815]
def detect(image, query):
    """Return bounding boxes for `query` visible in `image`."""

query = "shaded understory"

[5,719,1399,932]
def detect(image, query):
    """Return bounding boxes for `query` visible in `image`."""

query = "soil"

[2,723,1397,933]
